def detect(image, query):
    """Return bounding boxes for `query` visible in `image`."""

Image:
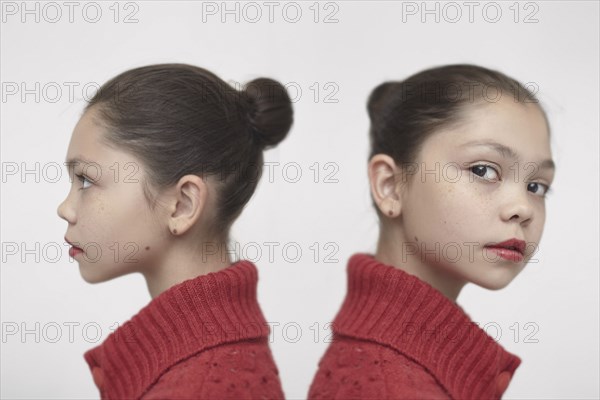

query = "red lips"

[485,238,526,255]
[64,236,82,250]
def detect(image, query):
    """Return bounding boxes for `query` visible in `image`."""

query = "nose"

[500,185,534,224]
[57,193,76,224]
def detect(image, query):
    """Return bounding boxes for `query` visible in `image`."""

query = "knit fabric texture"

[83,260,284,399]
[308,253,521,400]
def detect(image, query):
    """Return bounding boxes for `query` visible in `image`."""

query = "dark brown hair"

[368,64,548,190]
[85,63,293,240]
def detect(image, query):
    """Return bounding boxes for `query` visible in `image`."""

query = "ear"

[368,154,402,218]
[167,175,208,236]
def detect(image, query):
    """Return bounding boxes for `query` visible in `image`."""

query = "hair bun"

[244,78,293,149]
[367,81,401,120]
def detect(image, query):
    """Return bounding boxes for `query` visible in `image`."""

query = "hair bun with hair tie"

[243,77,294,149]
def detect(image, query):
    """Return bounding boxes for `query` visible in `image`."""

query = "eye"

[75,174,93,190]
[528,182,552,198]
[470,164,500,182]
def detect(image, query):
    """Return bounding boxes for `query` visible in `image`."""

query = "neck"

[142,239,232,299]
[375,223,466,302]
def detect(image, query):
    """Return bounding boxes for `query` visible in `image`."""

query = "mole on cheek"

[145,246,150,250]
[414,236,419,242]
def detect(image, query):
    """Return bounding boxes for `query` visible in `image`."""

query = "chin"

[79,273,107,284]
[79,272,108,284]
[471,274,517,291]
[78,265,115,284]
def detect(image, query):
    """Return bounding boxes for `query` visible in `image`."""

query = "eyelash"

[470,164,553,198]
[75,173,92,190]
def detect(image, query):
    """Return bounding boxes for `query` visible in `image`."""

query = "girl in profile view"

[308,65,555,399]
[57,64,293,399]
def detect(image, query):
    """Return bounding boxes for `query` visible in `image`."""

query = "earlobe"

[368,154,402,218]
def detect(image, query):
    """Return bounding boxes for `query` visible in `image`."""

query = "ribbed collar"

[83,260,271,399]
[332,253,521,400]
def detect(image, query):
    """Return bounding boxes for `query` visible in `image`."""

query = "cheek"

[112,190,164,247]
[414,180,488,242]
[529,203,547,241]
[87,189,147,242]
[76,194,106,236]
[403,181,456,240]
[435,185,470,239]
[99,193,159,264]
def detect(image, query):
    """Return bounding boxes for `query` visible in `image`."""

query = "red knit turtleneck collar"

[83,260,270,399]
[332,253,522,400]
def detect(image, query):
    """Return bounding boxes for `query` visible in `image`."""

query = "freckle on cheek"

[145,246,150,250]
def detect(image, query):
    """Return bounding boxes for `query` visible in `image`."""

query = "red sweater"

[83,260,284,399]
[308,253,521,400]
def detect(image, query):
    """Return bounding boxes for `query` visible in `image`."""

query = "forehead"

[65,109,126,169]
[67,110,100,155]
[424,99,552,162]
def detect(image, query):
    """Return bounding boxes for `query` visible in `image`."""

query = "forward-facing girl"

[309,64,555,399]
[58,64,293,399]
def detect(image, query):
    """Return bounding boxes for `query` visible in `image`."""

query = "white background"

[1,1,599,399]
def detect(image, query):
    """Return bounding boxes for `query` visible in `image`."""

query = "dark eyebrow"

[65,156,96,166]
[460,139,555,171]
[64,157,101,179]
